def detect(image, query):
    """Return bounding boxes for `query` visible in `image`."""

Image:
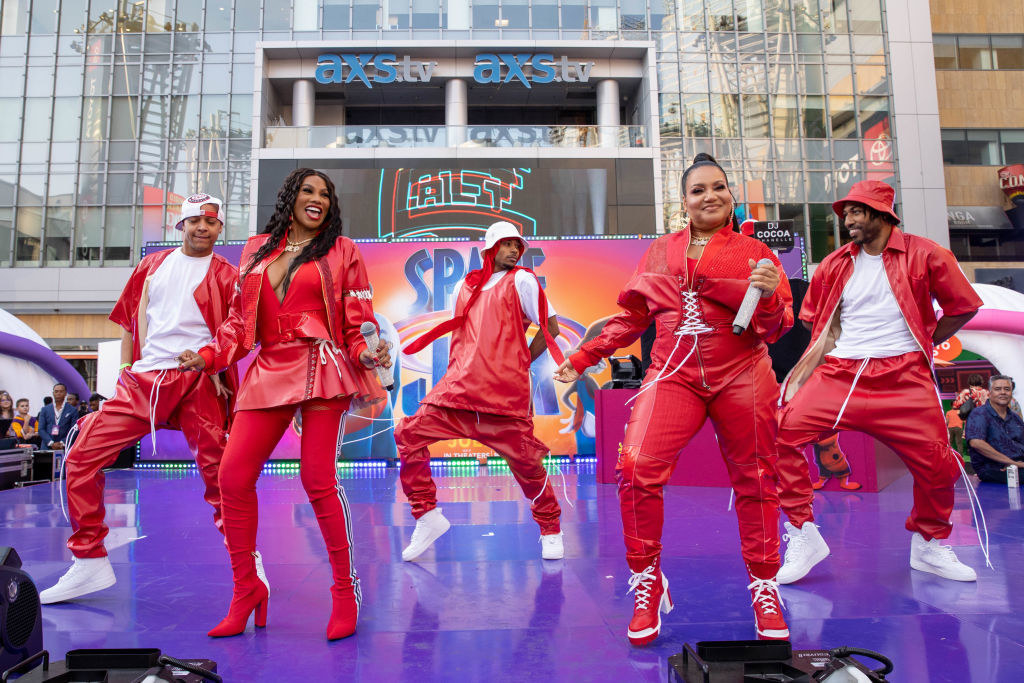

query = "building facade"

[1,0,943,351]
[932,0,1024,280]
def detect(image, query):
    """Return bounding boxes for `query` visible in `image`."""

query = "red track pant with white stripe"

[65,368,227,558]
[775,352,960,540]
[395,404,561,534]
[619,364,782,580]
[218,397,360,605]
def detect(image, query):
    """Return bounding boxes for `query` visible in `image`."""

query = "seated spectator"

[38,383,78,451]
[11,398,40,446]
[965,375,1024,485]
[0,390,13,425]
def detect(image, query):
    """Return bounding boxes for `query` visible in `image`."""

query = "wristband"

[119,362,132,371]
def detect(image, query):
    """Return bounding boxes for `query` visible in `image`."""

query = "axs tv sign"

[314,53,594,88]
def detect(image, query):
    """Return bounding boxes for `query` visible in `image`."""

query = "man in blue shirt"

[37,383,78,451]
[965,375,1024,485]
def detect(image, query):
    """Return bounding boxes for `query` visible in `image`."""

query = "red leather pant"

[619,360,782,579]
[218,397,360,603]
[66,368,227,558]
[776,352,960,540]
[395,404,561,534]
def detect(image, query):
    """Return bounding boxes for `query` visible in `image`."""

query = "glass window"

[992,36,1024,69]
[0,99,23,143]
[15,206,42,263]
[966,130,1000,164]
[0,207,11,265]
[741,94,769,137]
[324,1,351,29]
[808,203,835,262]
[590,0,617,31]
[711,94,741,137]
[25,65,55,97]
[352,0,379,29]
[51,97,82,141]
[1001,131,1024,164]
[22,98,52,142]
[660,94,680,136]
[828,95,856,138]
[110,97,139,139]
[230,95,252,138]
[200,94,230,135]
[825,63,853,95]
[412,0,439,28]
[106,174,134,204]
[263,0,291,30]
[794,0,820,32]
[849,0,882,33]
[858,97,889,138]
[175,0,203,31]
[472,0,498,28]
[202,62,231,93]
[934,35,957,69]
[29,0,58,33]
[502,0,529,29]
[709,62,738,92]
[561,0,586,31]
[233,0,260,31]
[621,0,646,30]
[44,205,72,265]
[73,205,102,265]
[294,0,319,30]
[2,0,30,35]
[957,36,992,70]
[772,94,801,138]
[802,95,826,137]
[105,207,133,263]
[205,5,231,31]
[682,94,711,137]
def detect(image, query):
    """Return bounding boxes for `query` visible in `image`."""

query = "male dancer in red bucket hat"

[773,180,985,584]
[39,193,247,604]
[396,221,565,562]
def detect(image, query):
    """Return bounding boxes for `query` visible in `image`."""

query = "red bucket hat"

[832,180,900,225]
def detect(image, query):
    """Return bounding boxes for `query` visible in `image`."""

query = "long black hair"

[681,152,740,232]
[244,168,345,286]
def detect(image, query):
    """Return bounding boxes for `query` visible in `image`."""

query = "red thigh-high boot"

[208,406,291,637]
[298,399,361,640]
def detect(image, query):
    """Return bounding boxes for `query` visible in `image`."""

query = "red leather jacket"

[781,228,983,402]
[199,234,380,397]
[570,229,793,391]
[110,247,240,402]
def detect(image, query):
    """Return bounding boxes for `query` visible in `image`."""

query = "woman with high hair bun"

[178,168,391,641]
[555,153,794,645]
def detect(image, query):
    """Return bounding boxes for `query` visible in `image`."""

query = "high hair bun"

[693,152,717,165]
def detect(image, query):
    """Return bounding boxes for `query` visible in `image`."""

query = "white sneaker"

[402,508,451,561]
[254,550,270,591]
[910,532,977,582]
[39,556,116,604]
[540,532,564,560]
[776,521,830,584]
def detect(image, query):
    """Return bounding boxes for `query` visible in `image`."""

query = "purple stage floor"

[3,462,1024,682]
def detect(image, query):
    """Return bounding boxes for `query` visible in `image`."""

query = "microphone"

[359,321,394,391]
[732,258,774,335]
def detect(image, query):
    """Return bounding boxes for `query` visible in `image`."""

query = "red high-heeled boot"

[208,551,269,637]
[326,584,360,640]
[309,483,362,640]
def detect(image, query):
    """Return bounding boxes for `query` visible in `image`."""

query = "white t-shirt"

[450,270,556,325]
[133,248,215,372]
[828,251,920,360]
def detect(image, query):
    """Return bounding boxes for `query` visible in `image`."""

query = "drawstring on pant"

[58,422,81,522]
[627,291,712,406]
[147,368,169,457]
[832,357,871,429]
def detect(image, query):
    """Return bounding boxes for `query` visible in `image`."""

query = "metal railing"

[264,124,648,149]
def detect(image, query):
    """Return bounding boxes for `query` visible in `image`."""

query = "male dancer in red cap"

[397,221,565,561]
[774,179,984,584]
[40,193,246,603]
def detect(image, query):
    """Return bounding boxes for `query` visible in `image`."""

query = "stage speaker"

[0,547,43,675]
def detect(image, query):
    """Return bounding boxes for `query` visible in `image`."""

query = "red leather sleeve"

[109,260,147,332]
[570,271,653,374]
[928,245,983,317]
[339,241,374,365]
[198,278,248,373]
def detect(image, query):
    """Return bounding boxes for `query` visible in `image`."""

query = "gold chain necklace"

[690,235,712,246]
[284,235,314,253]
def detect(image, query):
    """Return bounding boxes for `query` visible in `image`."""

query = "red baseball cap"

[832,180,900,225]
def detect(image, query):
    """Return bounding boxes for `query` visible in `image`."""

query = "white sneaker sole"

[910,558,977,582]
[402,516,452,561]
[777,542,830,585]
[541,540,564,560]
[757,626,790,639]
[39,569,117,605]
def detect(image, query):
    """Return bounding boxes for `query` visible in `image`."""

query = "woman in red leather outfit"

[178,169,390,640]
[555,154,794,645]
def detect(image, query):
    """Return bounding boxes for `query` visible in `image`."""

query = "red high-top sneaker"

[626,564,673,646]
[748,576,789,640]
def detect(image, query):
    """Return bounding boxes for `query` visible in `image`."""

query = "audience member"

[38,383,78,451]
[87,393,106,414]
[11,398,40,446]
[953,374,988,420]
[965,375,1024,485]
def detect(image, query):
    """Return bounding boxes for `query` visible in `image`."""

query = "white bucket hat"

[174,193,225,231]
[484,221,528,251]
